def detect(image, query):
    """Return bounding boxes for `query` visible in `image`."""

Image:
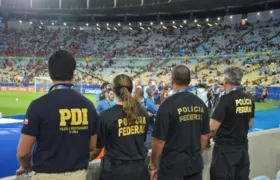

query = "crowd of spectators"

[0,20,280,86]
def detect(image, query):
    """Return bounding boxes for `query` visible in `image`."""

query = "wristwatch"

[148,164,157,171]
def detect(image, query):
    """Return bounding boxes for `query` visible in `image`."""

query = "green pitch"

[0,92,279,117]
[0,92,96,117]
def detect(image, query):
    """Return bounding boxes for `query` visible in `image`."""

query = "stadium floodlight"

[160,22,163,25]
[148,27,151,30]
[194,19,197,23]
[173,25,177,29]
[197,24,201,27]
[180,25,183,28]
[107,27,111,30]
[64,22,67,26]
[52,22,54,25]
[206,18,209,22]
[41,22,43,25]
[73,27,76,30]
[118,23,121,26]
[19,20,22,23]
[162,26,167,29]
[208,23,212,27]
[106,23,109,26]
[86,23,89,26]
[139,22,142,26]
[114,27,117,30]
[96,23,99,26]
[172,21,175,24]
[230,16,233,19]
[129,27,133,30]
[140,26,144,30]
[217,17,221,21]
[150,22,153,25]
[129,23,131,26]
[183,20,187,24]
[270,10,273,14]
[257,12,260,16]
[97,27,101,31]
[29,22,33,25]
[39,26,42,29]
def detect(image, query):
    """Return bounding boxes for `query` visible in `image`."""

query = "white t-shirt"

[196,88,208,107]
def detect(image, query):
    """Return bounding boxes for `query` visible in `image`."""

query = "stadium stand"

[0,19,280,85]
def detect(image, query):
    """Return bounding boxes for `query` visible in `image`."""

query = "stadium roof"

[1,0,280,15]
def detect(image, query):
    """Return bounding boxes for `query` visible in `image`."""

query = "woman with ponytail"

[91,74,149,180]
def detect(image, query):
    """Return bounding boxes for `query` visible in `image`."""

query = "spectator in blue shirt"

[96,88,116,113]
[158,81,164,102]
[134,87,158,149]
[96,82,109,105]
[148,80,158,103]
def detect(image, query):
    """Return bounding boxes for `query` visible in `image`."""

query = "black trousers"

[210,145,250,180]
[100,158,149,180]
[158,171,202,180]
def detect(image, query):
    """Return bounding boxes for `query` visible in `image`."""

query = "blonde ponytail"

[120,87,139,124]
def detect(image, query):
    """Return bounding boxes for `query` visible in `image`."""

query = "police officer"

[16,50,99,180]
[134,87,158,149]
[149,65,210,180]
[96,88,116,113]
[210,67,255,180]
[92,74,149,180]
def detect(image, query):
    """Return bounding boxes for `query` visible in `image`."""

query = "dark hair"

[106,88,113,94]
[134,88,144,98]
[100,82,109,90]
[164,85,169,90]
[171,65,191,86]
[48,50,76,81]
[113,74,139,123]
[99,91,106,101]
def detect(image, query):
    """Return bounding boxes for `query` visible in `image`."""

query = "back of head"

[113,74,139,123]
[134,87,144,98]
[171,65,191,86]
[99,91,106,101]
[224,67,243,86]
[100,82,109,91]
[146,87,153,98]
[48,50,76,81]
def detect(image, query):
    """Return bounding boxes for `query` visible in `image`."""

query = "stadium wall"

[12,128,280,180]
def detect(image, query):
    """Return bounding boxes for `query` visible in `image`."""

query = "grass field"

[0,92,96,117]
[0,91,279,117]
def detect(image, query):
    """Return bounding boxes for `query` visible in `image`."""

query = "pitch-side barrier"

[4,128,280,180]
